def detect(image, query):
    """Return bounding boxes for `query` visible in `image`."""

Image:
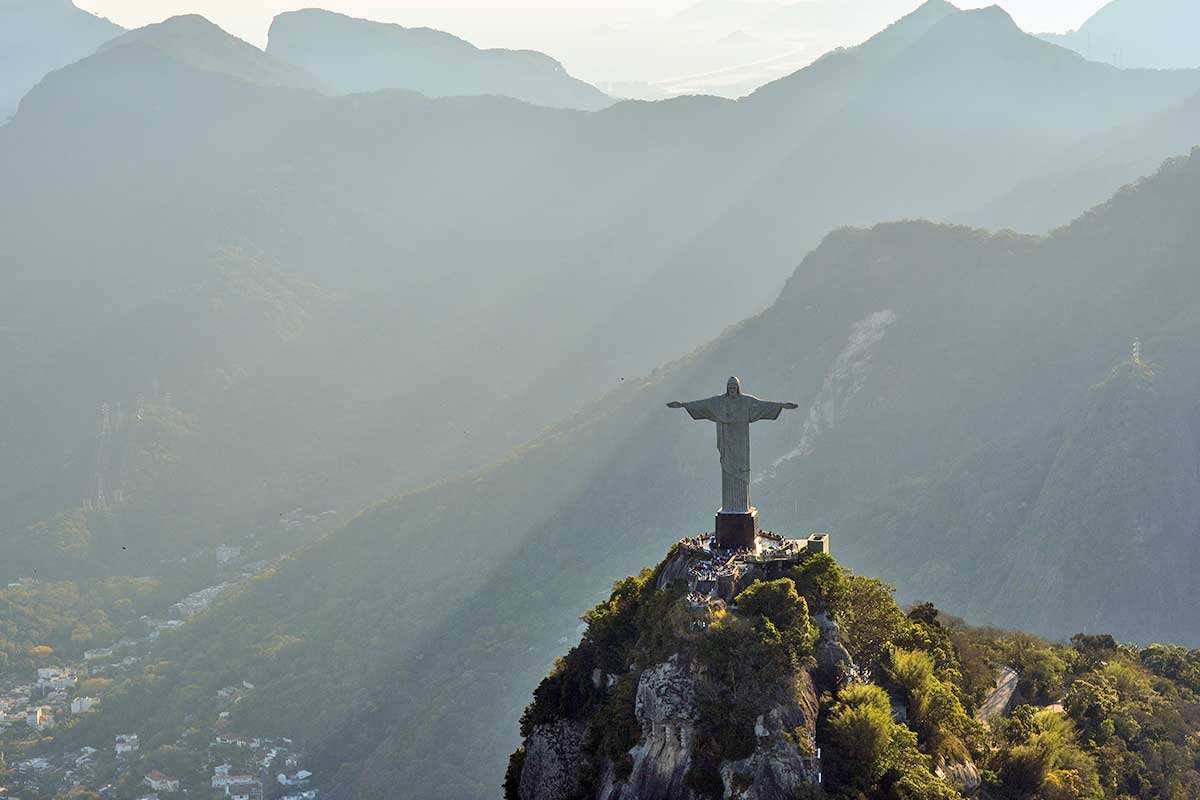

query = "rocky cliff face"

[520,720,590,800]
[518,652,819,800]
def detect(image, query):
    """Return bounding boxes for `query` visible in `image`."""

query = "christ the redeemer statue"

[668,377,798,548]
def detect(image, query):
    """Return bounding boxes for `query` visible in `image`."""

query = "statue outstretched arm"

[748,398,800,421]
[668,396,722,421]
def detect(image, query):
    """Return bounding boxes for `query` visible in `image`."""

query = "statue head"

[726,376,741,397]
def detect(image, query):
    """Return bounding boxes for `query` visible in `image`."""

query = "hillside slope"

[77,148,1200,800]
[990,361,1200,636]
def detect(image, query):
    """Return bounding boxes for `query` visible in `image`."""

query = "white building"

[35,667,77,691]
[277,769,312,787]
[226,778,263,800]
[144,770,181,792]
[116,733,140,754]
[71,696,98,714]
[211,764,233,789]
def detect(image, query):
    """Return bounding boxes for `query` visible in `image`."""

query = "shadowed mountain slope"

[266,8,612,110]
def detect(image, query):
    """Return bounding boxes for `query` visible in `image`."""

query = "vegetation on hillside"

[0,577,168,673]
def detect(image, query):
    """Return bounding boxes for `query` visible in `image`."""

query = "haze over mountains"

[266,9,612,110]
[1041,0,1200,69]
[6,1,1200,586]
[76,145,1200,800]
[4,1,1200,799]
[0,0,122,119]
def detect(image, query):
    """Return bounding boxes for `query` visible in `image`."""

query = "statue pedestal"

[715,508,758,550]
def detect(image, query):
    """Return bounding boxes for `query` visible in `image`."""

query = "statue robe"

[680,393,790,513]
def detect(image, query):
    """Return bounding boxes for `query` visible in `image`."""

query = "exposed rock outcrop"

[590,656,820,800]
[719,673,821,800]
[598,656,699,800]
[519,719,589,800]
[935,756,982,793]
[813,612,854,686]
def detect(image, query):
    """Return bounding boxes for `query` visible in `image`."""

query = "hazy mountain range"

[266,8,612,110]
[6,1,1200,585]
[5,1,1200,798]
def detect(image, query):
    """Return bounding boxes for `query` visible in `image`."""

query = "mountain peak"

[916,0,960,14]
[99,13,262,56]
[94,13,323,91]
[927,3,1023,41]
[270,8,474,51]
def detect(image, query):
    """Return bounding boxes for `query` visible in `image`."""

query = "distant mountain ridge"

[0,0,122,118]
[958,87,1200,232]
[5,0,1200,586]
[98,14,325,92]
[1041,0,1200,69]
[266,8,612,110]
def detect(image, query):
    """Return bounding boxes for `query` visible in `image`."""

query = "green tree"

[735,578,816,661]
[786,553,849,616]
[826,682,959,797]
[840,575,909,679]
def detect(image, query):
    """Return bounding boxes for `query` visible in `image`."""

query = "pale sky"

[76,1,1111,46]
[73,0,1114,91]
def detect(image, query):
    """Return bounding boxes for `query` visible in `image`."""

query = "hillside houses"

[35,667,77,692]
[171,583,231,617]
[213,733,261,749]
[226,778,263,800]
[26,705,53,730]
[144,770,181,792]
[70,695,98,714]
[277,769,313,787]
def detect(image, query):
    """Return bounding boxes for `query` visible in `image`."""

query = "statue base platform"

[715,508,758,550]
